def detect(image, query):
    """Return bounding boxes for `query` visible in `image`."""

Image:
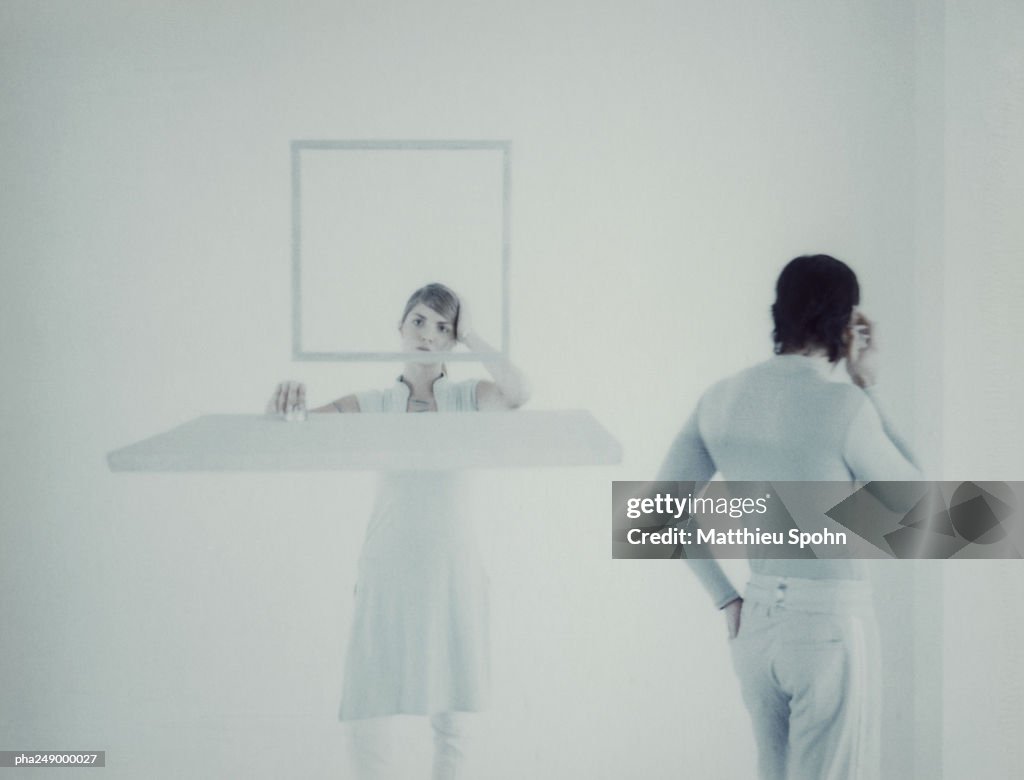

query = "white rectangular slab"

[107,411,622,472]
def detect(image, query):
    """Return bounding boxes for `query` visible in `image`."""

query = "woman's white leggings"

[347,713,470,779]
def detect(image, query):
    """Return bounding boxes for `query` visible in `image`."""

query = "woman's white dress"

[339,376,489,720]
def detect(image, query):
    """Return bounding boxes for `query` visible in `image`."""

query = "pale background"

[299,145,505,356]
[1,1,1022,778]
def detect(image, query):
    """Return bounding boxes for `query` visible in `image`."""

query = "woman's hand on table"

[267,380,307,421]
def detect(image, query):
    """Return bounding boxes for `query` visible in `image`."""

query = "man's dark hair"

[772,254,860,362]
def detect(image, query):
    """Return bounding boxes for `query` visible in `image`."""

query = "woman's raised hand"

[455,299,474,345]
[455,297,531,409]
[844,309,879,389]
[267,380,308,421]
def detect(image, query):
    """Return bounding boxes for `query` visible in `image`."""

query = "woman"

[269,283,529,779]
[657,255,920,779]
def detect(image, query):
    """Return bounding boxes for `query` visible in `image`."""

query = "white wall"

[939,0,1024,778]
[1,1,1019,778]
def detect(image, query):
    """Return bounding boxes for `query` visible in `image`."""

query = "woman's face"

[399,303,456,353]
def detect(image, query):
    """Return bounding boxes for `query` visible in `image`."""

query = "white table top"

[108,410,622,472]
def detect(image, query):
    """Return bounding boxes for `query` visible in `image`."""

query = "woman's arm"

[267,381,361,417]
[457,305,530,410]
[312,394,361,414]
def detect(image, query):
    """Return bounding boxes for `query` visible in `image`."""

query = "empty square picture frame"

[291,140,510,361]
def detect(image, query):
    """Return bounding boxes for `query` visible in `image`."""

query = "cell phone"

[852,325,870,351]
